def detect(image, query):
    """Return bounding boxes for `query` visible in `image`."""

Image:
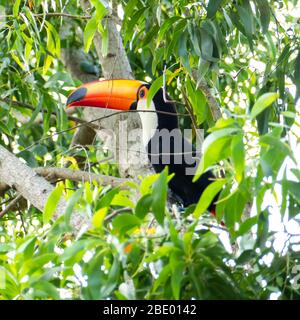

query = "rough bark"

[0,145,89,234]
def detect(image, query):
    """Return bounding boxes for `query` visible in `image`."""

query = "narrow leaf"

[151,167,169,225]
[194,179,225,218]
[13,0,21,17]
[44,184,64,224]
[84,15,98,53]
[250,92,278,119]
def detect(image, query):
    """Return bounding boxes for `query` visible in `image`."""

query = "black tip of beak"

[66,87,87,106]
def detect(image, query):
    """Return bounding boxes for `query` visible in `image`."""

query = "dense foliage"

[0,0,300,299]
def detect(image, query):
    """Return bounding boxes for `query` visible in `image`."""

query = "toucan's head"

[66,79,178,144]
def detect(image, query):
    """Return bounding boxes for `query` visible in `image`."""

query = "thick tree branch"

[0,145,89,233]
[0,166,130,194]
[0,164,130,222]
[34,167,130,188]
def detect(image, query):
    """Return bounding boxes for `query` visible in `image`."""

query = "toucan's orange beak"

[66,79,144,110]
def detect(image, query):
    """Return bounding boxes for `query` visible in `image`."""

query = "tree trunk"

[64,1,152,178]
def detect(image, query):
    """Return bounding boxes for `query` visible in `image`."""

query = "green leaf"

[286,181,300,202]
[100,26,109,57]
[207,0,223,18]
[59,240,86,263]
[92,207,107,229]
[91,0,107,19]
[260,135,292,159]
[255,0,271,33]
[97,188,120,209]
[147,75,163,108]
[185,77,207,125]
[196,58,210,83]
[124,7,147,44]
[200,29,216,62]
[194,179,225,218]
[250,92,279,119]
[112,214,141,237]
[157,16,181,44]
[18,150,38,167]
[31,281,59,299]
[100,255,120,298]
[140,174,160,195]
[17,236,36,259]
[224,190,247,229]
[236,216,258,237]
[170,252,184,299]
[13,0,22,17]
[152,264,171,293]
[45,21,61,58]
[124,0,138,18]
[21,253,58,276]
[187,21,201,56]
[236,250,256,264]
[237,1,254,48]
[84,15,98,53]
[0,122,11,136]
[22,97,43,131]
[231,133,245,183]
[65,189,83,227]
[291,168,300,181]
[151,167,169,225]
[43,184,64,224]
[11,52,25,70]
[194,128,240,178]
[111,192,134,208]
[135,194,152,219]
[293,50,300,98]
[0,243,14,253]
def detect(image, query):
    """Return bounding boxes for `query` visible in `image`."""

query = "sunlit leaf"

[250,92,279,119]
[43,184,64,224]
[194,179,226,218]
[84,15,98,53]
[151,167,169,225]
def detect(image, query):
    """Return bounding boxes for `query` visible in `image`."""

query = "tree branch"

[191,70,222,121]
[0,194,23,218]
[34,167,130,188]
[0,166,131,199]
[0,12,91,20]
[0,145,89,233]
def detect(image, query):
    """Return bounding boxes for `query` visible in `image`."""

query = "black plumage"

[137,85,217,208]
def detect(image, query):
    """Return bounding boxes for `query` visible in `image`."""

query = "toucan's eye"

[139,89,145,98]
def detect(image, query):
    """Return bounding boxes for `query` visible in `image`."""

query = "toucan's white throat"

[137,99,158,147]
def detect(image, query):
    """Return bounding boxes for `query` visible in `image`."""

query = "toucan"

[66,79,217,213]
